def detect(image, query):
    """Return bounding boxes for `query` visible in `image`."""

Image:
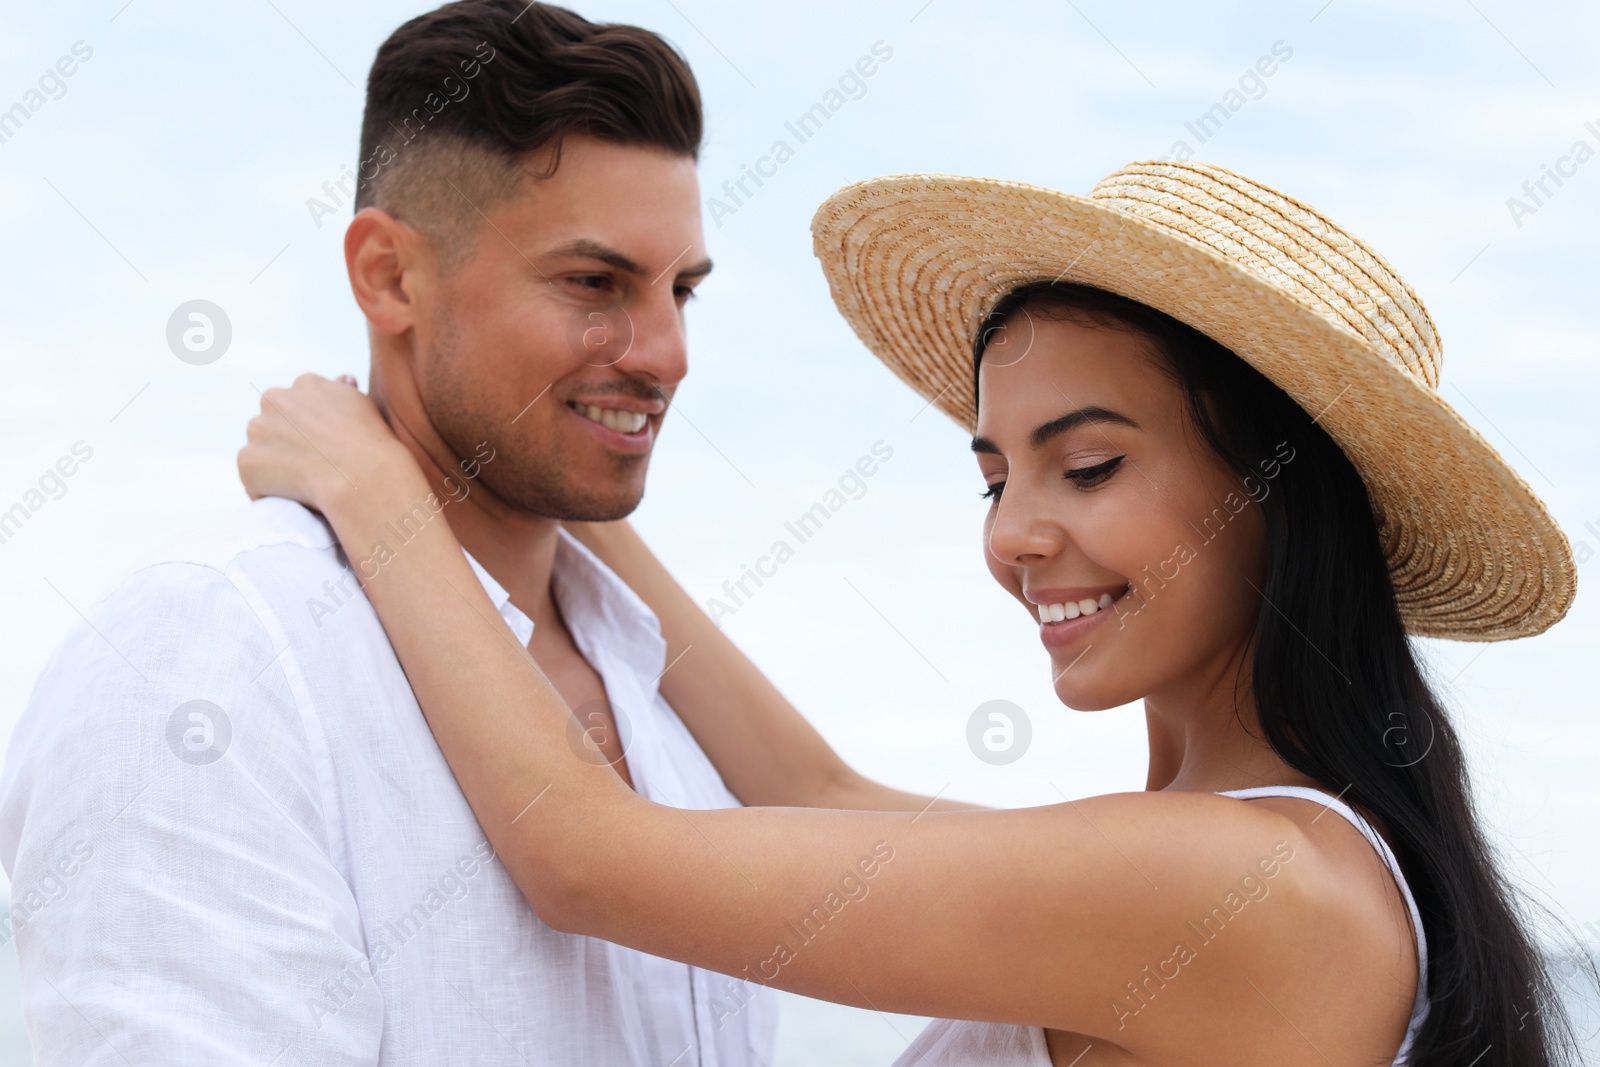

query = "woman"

[238,161,1591,1065]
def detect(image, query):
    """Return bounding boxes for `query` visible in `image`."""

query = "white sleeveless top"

[891,785,1430,1066]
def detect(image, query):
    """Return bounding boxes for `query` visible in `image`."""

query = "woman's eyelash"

[972,454,1126,505]
[980,455,1125,502]
[1066,455,1125,486]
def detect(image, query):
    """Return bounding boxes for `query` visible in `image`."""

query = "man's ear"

[345,207,432,336]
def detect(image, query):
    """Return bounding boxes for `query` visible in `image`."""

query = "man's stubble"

[419,305,649,522]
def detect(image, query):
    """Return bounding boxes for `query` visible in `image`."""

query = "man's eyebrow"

[546,239,713,283]
[675,257,714,282]
[970,405,1139,454]
[547,239,645,275]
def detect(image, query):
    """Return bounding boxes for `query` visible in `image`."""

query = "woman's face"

[974,308,1269,711]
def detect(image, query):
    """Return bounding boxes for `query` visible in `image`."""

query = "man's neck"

[438,479,563,631]
[370,354,562,630]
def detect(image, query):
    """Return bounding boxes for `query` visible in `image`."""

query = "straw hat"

[809,161,1575,641]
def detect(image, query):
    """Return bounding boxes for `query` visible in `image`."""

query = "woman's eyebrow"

[970,405,1139,454]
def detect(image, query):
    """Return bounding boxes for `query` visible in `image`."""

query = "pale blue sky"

[2,0,1598,1061]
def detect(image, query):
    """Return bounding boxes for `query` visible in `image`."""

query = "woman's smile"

[1027,582,1133,649]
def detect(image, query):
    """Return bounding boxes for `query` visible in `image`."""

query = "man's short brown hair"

[355,0,702,271]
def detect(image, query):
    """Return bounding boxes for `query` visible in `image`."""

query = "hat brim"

[811,174,1576,641]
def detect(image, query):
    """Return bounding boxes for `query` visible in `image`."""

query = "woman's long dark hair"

[976,282,1596,1067]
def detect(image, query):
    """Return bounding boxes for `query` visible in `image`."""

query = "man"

[0,3,939,1063]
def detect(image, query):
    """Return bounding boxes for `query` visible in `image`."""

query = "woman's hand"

[238,373,418,518]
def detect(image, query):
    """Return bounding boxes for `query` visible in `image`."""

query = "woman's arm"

[238,376,1318,1046]
[564,518,980,812]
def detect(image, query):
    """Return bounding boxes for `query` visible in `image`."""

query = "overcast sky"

[2,0,1598,1060]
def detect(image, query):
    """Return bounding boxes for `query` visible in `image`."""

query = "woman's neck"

[1141,650,1319,795]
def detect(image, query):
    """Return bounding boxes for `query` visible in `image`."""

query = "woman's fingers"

[238,372,410,511]
[240,375,359,507]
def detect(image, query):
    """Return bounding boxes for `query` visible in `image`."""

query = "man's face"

[413,136,707,521]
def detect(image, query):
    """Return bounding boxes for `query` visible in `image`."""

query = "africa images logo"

[165,700,231,766]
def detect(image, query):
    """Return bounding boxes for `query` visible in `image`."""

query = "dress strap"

[1215,785,1430,1065]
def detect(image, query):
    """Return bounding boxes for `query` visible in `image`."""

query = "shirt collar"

[460,548,534,647]
[459,530,669,693]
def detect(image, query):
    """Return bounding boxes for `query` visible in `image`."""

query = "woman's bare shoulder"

[1030,789,1419,1058]
[1059,788,1417,947]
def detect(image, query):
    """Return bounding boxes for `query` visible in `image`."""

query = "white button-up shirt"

[0,497,776,1066]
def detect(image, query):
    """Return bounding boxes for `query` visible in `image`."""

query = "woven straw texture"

[810,161,1575,641]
